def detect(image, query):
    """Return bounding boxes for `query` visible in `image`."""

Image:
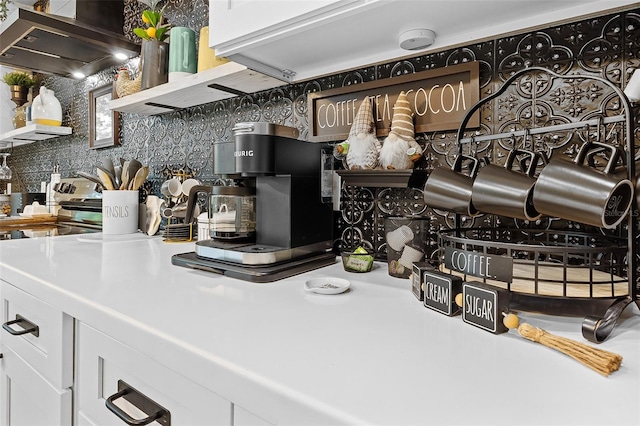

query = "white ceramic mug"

[161,178,182,198]
[102,190,139,235]
[181,178,201,197]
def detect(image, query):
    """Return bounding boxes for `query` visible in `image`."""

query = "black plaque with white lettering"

[423,271,462,316]
[412,262,435,301]
[444,247,513,283]
[462,281,509,334]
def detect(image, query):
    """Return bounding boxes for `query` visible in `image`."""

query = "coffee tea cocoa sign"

[307,61,479,142]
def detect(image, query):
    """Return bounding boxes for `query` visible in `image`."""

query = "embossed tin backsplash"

[4,2,640,256]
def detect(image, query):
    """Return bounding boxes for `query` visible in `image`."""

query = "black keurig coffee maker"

[173,122,336,282]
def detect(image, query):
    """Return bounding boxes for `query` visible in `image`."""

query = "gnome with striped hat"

[343,96,382,170]
[379,91,422,170]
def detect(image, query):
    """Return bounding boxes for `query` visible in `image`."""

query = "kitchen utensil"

[120,160,130,190]
[129,166,149,191]
[127,159,142,183]
[96,167,115,190]
[102,158,116,178]
[532,141,633,229]
[113,165,122,188]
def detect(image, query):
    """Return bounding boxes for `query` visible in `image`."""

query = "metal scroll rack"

[448,66,638,343]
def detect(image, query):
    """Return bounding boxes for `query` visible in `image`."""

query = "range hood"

[0,4,140,79]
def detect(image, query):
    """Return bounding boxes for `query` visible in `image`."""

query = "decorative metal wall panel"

[3,4,639,260]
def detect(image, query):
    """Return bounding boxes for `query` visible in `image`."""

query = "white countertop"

[1,233,639,425]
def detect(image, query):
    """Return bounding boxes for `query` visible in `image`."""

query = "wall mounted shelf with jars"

[107,62,285,116]
[0,124,72,148]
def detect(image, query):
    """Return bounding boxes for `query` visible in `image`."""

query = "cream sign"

[308,62,479,142]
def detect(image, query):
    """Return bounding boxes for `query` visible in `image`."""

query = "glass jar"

[384,216,430,278]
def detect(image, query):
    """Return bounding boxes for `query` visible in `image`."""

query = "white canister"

[102,190,139,235]
[31,86,62,126]
[197,212,212,241]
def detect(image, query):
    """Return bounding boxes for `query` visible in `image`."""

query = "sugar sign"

[461,281,509,334]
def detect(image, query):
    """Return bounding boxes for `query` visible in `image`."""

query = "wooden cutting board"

[0,215,57,228]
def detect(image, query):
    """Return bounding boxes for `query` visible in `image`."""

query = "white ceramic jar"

[31,86,62,126]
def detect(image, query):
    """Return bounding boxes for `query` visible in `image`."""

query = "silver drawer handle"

[106,380,171,426]
[2,314,39,337]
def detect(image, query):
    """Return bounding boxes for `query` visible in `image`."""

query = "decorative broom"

[502,313,623,377]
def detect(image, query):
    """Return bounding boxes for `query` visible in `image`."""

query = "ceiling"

[221,0,638,82]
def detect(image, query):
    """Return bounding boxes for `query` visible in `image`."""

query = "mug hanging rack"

[449,66,637,343]
[458,115,626,146]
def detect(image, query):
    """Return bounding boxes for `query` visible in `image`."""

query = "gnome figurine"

[379,91,422,170]
[343,96,382,170]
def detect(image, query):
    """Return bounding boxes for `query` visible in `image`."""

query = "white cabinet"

[209,0,636,83]
[75,322,233,425]
[0,346,72,425]
[0,281,73,426]
[209,0,360,47]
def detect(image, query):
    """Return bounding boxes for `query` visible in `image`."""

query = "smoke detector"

[399,29,436,51]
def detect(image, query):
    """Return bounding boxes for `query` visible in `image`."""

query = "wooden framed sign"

[307,61,480,142]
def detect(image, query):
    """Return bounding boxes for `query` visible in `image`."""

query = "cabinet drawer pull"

[2,314,39,337]
[105,380,171,426]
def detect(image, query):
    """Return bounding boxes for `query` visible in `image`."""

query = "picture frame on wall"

[89,83,119,149]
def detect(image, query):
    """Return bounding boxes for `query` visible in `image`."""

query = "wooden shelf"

[337,169,427,188]
[0,124,72,147]
[108,62,286,116]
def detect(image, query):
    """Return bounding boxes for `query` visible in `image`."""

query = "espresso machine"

[172,122,336,282]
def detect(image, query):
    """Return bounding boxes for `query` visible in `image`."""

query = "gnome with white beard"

[341,96,381,170]
[379,91,422,170]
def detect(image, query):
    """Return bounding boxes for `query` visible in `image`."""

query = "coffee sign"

[444,246,513,283]
[462,281,509,334]
[307,62,480,142]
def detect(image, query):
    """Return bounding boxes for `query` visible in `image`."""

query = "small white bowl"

[304,277,350,295]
